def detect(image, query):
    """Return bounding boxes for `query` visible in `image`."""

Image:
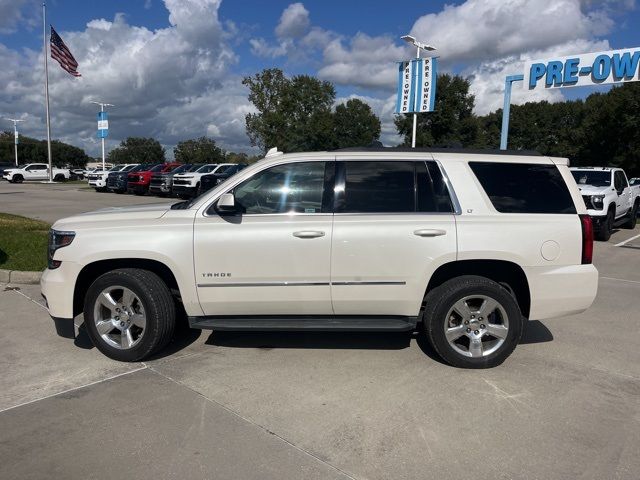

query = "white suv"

[87,164,138,192]
[41,149,598,368]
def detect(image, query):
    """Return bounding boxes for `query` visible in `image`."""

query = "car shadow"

[520,319,554,344]
[205,330,414,351]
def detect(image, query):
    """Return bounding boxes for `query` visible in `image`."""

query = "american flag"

[50,26,81,77]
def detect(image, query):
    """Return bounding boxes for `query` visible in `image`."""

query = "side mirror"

[216,193,236,213]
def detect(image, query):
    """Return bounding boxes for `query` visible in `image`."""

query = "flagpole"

[42,2,53,182]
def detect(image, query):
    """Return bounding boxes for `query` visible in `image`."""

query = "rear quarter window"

[469,162,576,214]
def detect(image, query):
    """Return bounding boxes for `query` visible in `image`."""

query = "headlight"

[591,195,605,209]
[48,230,75,269]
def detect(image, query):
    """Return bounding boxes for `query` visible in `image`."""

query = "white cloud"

[0,0,258,157]
[0,0,37,34]
[275,2,310,39]
[317,33,410,89]
[409,0,622,63]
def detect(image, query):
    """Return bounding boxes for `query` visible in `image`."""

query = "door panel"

[194,214,333,315]
[330,214,456,316]
[194,159,335,316]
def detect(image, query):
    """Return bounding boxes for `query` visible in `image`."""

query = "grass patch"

[0,213,50,271]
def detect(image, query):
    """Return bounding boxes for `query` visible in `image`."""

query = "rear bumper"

[525,264,599,320]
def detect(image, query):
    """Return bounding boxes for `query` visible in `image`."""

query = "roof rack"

[332,147,543,156]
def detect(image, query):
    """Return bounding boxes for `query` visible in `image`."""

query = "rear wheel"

[596,209,614,241]
[54,174,65,182]
[622,201,638,229]
[83,268,175,362]
[422,275,523,368]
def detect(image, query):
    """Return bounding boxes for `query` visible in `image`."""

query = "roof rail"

[332,147,543,156]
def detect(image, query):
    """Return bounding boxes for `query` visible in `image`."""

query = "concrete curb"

[0,269,42,285]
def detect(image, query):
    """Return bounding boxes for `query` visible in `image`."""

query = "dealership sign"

[524,47,640,90]
[97,111,109,138]
[395,57,438,113]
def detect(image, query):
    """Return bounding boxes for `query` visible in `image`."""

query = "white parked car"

[2,163,70,183]
[172,163,235,198]
[87,164,138,192]
[42,148,598,368]
[570,167,640,240]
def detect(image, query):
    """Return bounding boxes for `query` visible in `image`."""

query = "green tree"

[107,137,165,164]
[225,151,262,165]
[174,137,225,164]
[0,131,90,167]
[333,99,381,149]
[243,68,336,152]
[395,74,480,147]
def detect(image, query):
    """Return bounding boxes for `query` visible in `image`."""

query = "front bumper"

[588,214,607,230]
[173,184,196,196]
[88,179,107,188]
[41,261,83,322]
[149,183,172,194]
[526,264,599,320]
[127,183,149,194]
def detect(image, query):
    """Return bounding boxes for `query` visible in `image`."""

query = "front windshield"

[196,164,216,173]
[149,164,164,172]
[571,171,611,187]
[109,165,123,172]
[171,164,191,174]
[122,164,137,171]
[189,164,204,171]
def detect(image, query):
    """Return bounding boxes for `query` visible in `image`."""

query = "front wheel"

[622,202,638,229]
[11,174,23,184]
[422,275,523,368]
[596,209,614,241]
[83,268,175,362]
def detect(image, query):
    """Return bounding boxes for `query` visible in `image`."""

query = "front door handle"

[293,230,325,239]
[414,229,447,237]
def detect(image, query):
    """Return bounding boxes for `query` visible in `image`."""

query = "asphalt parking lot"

[1,182,639,479]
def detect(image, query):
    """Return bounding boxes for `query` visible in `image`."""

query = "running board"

[188,315,418,332]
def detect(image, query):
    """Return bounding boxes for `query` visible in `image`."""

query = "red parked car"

[127,162,181,195]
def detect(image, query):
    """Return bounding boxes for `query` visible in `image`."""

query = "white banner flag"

[395,58,438,113]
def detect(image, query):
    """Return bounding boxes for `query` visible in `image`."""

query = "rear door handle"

[413,229,447,237]
[293,230,325,239]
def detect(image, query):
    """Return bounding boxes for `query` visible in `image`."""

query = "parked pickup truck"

[172,163,235,198]
[148,163,194,196]
[42,148,598,368]
[570,167,640,240]
[127,162,182,195]
[2,163,70,183]
[87,164,138,192]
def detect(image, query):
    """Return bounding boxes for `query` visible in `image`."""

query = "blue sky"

[0,0,638,157]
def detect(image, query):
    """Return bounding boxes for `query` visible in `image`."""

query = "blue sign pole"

[500,74,524,150]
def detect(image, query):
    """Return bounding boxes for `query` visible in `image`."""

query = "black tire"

[422,275,523,369]
[596,208,614,241]
[54,174,65,182]
[622,201,638,229]
[12,174,23,184]
[83,268,175,362]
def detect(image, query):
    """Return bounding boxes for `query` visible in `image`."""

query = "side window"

[232,161,330,214]
[417,161,454,213]
[336,161,453,213]
[469,162,577,214]
[615,171,627,190]
[338,161,414,213]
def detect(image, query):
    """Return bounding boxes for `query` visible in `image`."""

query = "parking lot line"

[614,233,640,247]
[601,276,640,285]
[0,366,148,415]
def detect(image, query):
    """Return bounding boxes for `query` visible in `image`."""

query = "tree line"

[2,68,638,176]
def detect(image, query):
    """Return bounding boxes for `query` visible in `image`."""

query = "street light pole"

[5,118,25,167]
[90,101,114,170]
[400,35,436,149]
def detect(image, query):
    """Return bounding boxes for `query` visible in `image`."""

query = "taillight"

[580,214,593,264]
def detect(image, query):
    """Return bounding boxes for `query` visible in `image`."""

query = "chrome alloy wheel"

[93,286,146,350]
[444,294,509,358]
